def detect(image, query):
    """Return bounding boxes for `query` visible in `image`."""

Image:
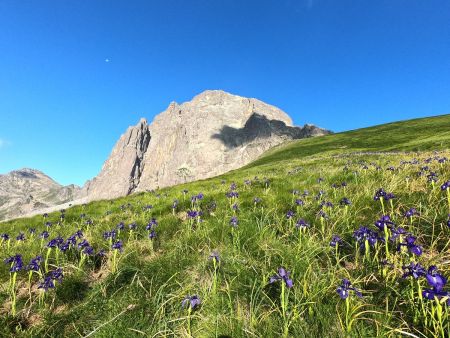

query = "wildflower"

[112,240,123,252]
[295,199,304,206]
[399,235,422,256]
[47,236,64,248]
[78,239,90,249]
[286,210,295,219]
[40,231,49,239]
[38,276,55,291]
[339,197,351,206]
[404,208,419,218]
[253,197,262,204]
[83,246,95,255]
[374,215,395,231]
[296,219,309,229]
[16,232,25,241]
[422,266,450,305]
[373,188,387,201]
[116,222,125,231]
[129,222,137,230]
[1,233,9,241]
[5,254,23,272]
[26,256,42,271]
[269,267,293,288]
[230,216,239,228]
[353,226,379,247]
[330,235,342,247]
[182,295,201,310]
[146,218,158,230]
[402,262,426,279]
[336,279,362,299]
[209,251,220,263]
[148,230,157,239]
[74,230,84,238]
[441,181,450,190]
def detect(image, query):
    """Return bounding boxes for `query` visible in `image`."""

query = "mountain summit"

[82,90,330,200]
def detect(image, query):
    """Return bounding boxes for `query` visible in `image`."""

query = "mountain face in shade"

[81,90,330,201]
[0,168,80,220]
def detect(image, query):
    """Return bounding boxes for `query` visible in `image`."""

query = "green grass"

[1,114,450,337]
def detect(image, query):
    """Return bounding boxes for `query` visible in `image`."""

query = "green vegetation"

[1,114,450,337]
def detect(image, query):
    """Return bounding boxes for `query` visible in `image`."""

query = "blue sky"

[1,0,449,186]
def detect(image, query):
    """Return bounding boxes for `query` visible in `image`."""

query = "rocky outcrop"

[84,90,330,200]
[81,118,151,200]
[0,168,80,220]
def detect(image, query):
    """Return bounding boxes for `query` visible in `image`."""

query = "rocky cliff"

[83,90,330,200]
[0,168,80,220]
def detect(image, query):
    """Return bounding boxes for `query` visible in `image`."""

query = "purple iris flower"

[129,222,137,230]
[269,267,293,288]
[40,231,49,239]
[83,246,95,255]
[447,214,450,228]
[253,197,262,204]
[172,200,179,209]
[112,240,123,252]
[295,199,304,206]
[182,295,201,310]
[353,226,379,248]
[336,279,362,299]
[1,233,9,241]
[339,198,351,206]
[38,276,55,291]
[296,219,309,229]
[16,233,25,241]
[398,235,422,256]
[422,266,450,304]
[230,216,239,228]
[47,236,64,248]
[374,215,395,231]
[29,228,36,234]
[286,210,295,219]
[404,208,419,218]
[209,251,220,263]
[75,230,84,238]
[402,262,426,279]
[373,188,387,201]
[116,222,125,231]
[78,239,90,249]
[148,230,157,239]
[441,181,450,190]
[330,235,342,247]
[59,241,70,252]
[27,255,43,271]
[5,254,23,272]
[146,218,158,230]
[45,221,52,227]
[426,266,447,292]
[226,191,239,198]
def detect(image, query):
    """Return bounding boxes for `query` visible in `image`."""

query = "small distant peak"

[191,89,239,103]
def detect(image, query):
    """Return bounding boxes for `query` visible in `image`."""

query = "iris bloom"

[269,267,293,288]
[336,279,362,299]
[398,235,422,256]
[422,266,450,304]
[182,295,201,310]
[402,262,426,279]
[330,235,342,247]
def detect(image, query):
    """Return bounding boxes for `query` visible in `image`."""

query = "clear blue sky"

[1,0,449,186]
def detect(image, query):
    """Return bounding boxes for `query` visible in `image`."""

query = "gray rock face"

[0,168,80,220]
[84,90,330,200]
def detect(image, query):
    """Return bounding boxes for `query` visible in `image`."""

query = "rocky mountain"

[82,90,330,200]
[0,168,80,221]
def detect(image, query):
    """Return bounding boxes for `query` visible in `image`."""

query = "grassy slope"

[1,114,450,337]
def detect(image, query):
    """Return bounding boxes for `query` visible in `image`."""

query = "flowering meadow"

[1,115,450,337]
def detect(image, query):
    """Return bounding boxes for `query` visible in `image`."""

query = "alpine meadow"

[1,114,450,337]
